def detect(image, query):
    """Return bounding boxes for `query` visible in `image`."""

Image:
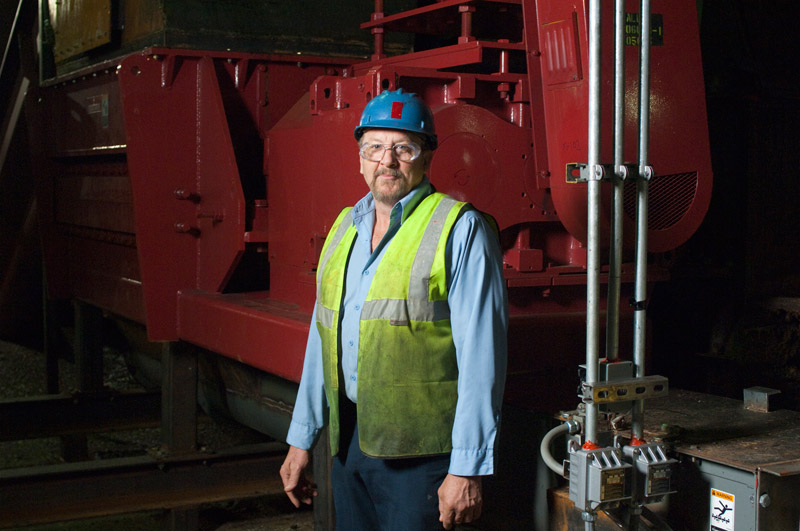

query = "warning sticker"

[710,488,735,531]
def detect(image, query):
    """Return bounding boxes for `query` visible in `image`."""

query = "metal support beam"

[0,443,287,528]
[43,295,68,394]
[161,341,198,455]
[0,390,161,441]
[66,300,105,461]
[73,300,104,392]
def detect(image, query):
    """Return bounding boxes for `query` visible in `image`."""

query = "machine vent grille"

[623,171,698,230]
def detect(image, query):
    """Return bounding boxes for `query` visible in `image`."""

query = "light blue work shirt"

[286,178,508,476]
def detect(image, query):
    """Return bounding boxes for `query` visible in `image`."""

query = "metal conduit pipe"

[540,423,570,475]
[584,0,603,447]
[606,0,627,362]
[583,0,602,526]
[632,0,653,440]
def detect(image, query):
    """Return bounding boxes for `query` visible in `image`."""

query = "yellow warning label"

[712,489,734,502]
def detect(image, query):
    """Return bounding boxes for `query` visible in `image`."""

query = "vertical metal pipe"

[606,0,626,362]
[460,8,475,42]
[585,0,603,445]
[632,0,652,440]
[372,0,386,60]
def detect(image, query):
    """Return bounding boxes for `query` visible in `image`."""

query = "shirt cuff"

[448,447,495,476]
[285,419,321,451]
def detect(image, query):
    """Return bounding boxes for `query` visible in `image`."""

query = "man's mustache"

[373,168,403,179]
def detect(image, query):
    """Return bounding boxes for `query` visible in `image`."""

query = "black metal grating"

[623,172,698,230]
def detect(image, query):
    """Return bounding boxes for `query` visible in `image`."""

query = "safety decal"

[86,93,110,129]
[709,488,735,531]
[391,101,404,119]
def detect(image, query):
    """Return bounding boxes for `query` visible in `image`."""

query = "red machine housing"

[34,0,712,414]
[263,0,711,407]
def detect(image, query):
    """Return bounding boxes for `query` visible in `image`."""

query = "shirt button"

[348,340,354,347]
[354,304,360,311]
[363,270,369,276]
[350,375,357,382]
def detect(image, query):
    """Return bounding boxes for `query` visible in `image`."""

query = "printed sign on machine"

[710,488,735,531]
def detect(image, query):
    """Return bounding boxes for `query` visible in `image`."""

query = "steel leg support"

[73,300,104,392]
[63,300,105,461]
[161,341,198,455]
[161,341,199,530]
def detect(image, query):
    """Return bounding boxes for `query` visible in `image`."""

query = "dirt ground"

[0,339,314,531]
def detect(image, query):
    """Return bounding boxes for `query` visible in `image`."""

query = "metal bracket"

[566,163,653,183]
[582,375,669,404]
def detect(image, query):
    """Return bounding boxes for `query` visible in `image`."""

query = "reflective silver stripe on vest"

[316,210,354,328]
[360,297,451,323]
[316,301,335,328]
[361,196,459,324]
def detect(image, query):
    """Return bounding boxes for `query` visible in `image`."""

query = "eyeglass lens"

[360,143,420,162]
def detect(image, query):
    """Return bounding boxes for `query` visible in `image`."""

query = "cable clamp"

[567,162,643,183]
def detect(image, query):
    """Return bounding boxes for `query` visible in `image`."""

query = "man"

[280,89,508,530]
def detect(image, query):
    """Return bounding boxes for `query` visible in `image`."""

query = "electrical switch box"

[623,442,676,502]
[568,445,632,511]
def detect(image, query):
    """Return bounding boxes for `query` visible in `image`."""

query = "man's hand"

[280,445,317,507]
[437,473,483,529]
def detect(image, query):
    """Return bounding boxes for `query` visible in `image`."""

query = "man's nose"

[379,146,399,165]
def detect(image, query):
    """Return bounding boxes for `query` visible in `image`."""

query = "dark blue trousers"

[331,401,450,531]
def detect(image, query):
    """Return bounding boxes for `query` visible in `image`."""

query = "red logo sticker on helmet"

[391,102,404,119]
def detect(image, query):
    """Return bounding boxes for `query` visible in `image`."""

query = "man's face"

[359,129,431,208]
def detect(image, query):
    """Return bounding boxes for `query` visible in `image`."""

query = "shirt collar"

[350,177,434,227]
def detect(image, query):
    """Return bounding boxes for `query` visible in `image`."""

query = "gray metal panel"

[697,460,756,531]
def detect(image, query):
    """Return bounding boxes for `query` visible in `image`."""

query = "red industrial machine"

[16,0,716,528]
[113,0,711,412]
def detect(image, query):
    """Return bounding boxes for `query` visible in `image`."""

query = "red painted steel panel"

[194,55,247,292]
[66,235,145,323]
[430,103,555,229]
[47,67,127,156]
[53,161,135,234]
[120,52,205,341]
[535,0,712,252]
[177,291,310,382]
[119,49,351,340]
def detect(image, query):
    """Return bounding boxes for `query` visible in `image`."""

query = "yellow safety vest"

[315,192,469,457]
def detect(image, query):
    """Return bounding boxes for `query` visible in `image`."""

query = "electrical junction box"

[644,390,800,530]
[623,442,676,502]
[568,445,632,512]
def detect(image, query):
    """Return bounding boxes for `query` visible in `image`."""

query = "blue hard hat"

[354,89,438,150]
